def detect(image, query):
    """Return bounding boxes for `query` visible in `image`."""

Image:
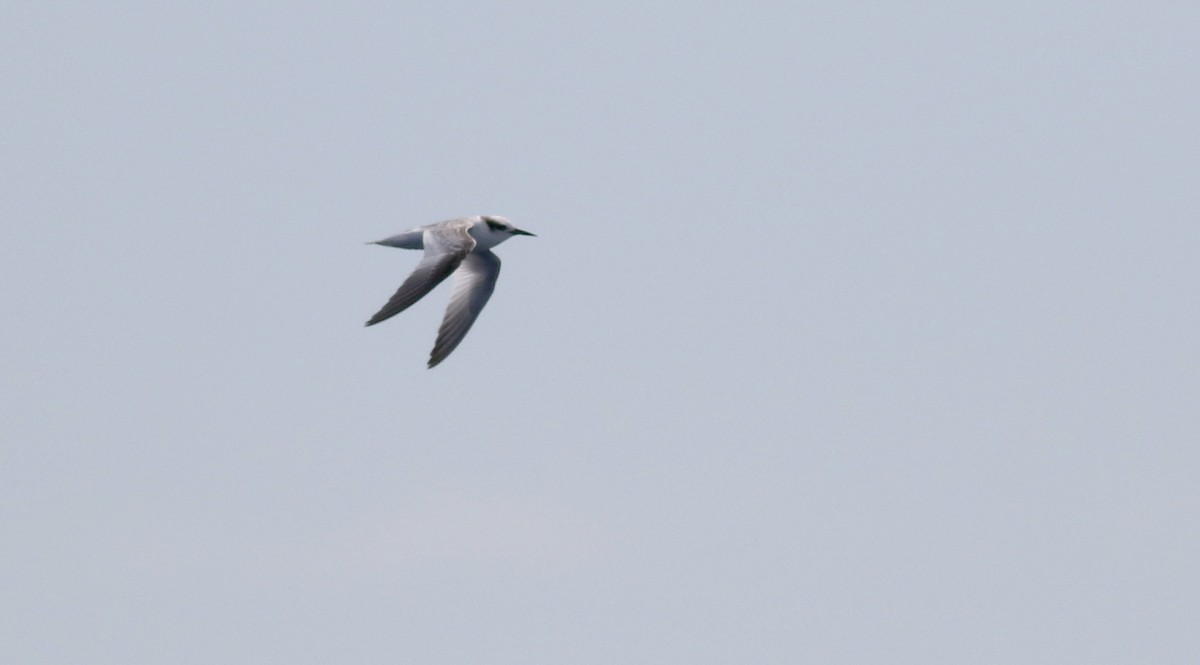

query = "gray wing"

[427,250,501,368]
[365,223,474,327]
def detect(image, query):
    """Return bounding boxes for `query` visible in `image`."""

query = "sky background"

[3,2,1198,663]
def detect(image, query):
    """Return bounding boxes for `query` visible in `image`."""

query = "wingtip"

[427,350,452,368]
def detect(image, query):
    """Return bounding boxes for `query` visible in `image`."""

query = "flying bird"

[365,215,535,368]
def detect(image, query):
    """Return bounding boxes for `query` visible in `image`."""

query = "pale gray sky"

[3,2,1198,663]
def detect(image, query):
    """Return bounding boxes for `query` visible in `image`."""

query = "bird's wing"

[427,250,501,368]
[365,223,474,326]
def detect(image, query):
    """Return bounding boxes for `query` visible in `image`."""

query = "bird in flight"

[365,215,536,368]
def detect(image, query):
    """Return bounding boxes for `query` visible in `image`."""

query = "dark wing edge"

[365,250,465,326]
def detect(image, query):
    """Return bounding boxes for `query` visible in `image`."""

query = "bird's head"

[474,215,536,247]
[483,215,535,236]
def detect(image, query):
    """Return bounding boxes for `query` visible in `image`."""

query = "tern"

[365,215,535,368]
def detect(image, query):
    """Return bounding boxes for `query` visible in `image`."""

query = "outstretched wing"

[427,250,501,368]
[365,222,474,326]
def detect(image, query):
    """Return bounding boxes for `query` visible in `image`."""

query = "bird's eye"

[486,220,505,232]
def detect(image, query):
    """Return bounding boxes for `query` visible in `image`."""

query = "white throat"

[468,217,510,250]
